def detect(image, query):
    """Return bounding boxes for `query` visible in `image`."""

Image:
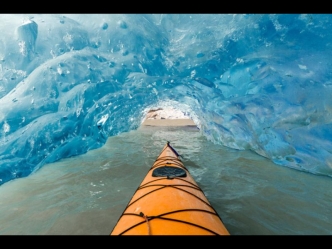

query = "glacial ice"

[1,13,332,185]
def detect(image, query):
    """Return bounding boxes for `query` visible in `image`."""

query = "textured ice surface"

[1,14,332,185]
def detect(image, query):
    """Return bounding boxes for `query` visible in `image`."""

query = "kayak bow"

[110,141,230,235]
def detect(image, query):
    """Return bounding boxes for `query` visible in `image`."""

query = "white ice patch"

[298,64,307,70]
[152,88,158,95]
[97,114,109,126]
[138,63,147,74]
[236,58,244,64]
[18,41,27,56]
[76,107,82,117]
[57,66,63,75]
[190,70,196,78]
[3,121,10,133]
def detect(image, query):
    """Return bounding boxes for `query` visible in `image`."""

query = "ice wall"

[1,14,332,185]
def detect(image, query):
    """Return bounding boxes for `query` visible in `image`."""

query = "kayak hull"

[110,142,229,235]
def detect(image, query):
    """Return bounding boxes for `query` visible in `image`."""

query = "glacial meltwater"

[0,126,331,235]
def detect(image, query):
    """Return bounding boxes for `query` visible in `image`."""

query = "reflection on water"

[0,126,331,235]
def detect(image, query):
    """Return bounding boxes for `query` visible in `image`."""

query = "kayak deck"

[110,142,230,235]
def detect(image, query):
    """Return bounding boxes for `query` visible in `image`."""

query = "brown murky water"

[0,126,331,235]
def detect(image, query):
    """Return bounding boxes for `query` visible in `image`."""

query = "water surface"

[0,126,331,235]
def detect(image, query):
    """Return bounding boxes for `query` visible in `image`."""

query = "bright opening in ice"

[144,107,191,120]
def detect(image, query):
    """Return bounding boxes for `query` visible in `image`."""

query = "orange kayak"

[110,142,230,235]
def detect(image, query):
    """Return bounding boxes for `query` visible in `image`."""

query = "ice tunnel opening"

[139,102,199,128]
